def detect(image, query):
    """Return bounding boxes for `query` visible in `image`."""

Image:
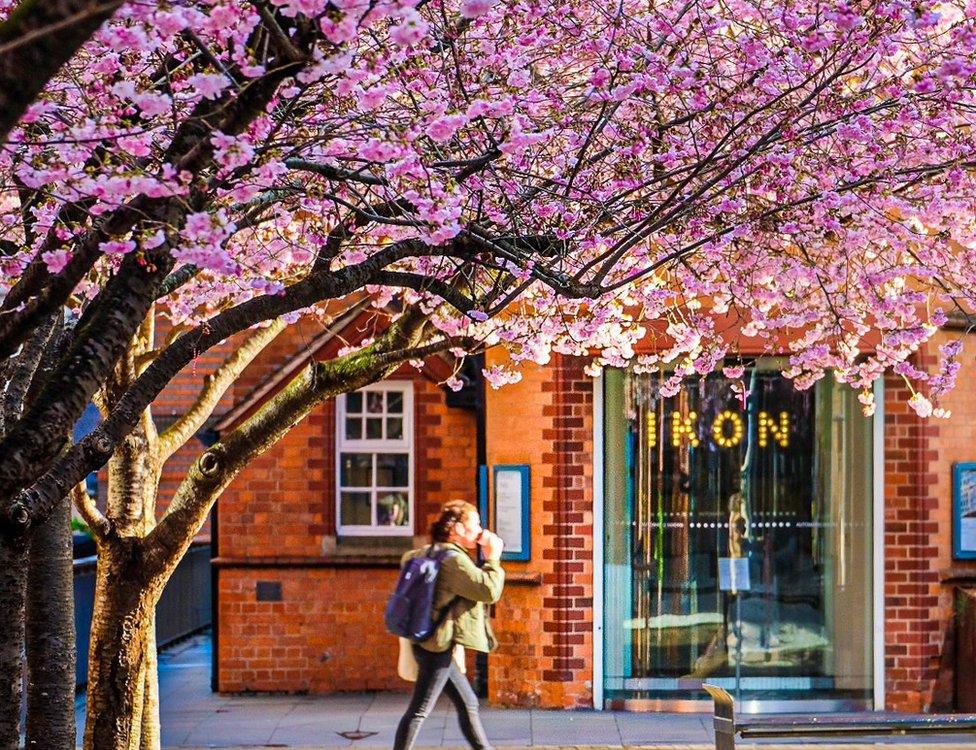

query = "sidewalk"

[74,633,976,749]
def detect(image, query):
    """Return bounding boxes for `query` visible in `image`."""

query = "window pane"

[367,391,384,413]
[346,392,363,414]
[377,491,409,526]
[387,391,403,413]
[340,453,372,486]
[345,418,362,440]
[366,418,383,439]
[340,492,372,526]
[376,453,408,486]
[386,417,403,440]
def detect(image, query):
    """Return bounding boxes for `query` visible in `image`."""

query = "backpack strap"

[430,547,461,635]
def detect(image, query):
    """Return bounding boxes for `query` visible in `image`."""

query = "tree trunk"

[139,617,159,750]
[24,492,76,750]
[0,532,27,750]
[83,540,161,750]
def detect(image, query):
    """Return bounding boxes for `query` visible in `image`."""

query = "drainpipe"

[198,427,220,694]
[474,353,489,698]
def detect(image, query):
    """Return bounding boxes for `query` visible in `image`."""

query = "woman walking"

[393,500,505,750]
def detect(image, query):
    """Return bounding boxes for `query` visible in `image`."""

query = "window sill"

[330,534,414,557]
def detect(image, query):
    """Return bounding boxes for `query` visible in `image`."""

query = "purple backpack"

[385,546,456,642]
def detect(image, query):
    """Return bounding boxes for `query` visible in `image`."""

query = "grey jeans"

[393,645,492,750]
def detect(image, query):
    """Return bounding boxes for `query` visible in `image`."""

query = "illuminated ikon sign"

[643,409,791,449]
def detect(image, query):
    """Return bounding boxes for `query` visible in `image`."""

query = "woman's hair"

[430,500,478,543]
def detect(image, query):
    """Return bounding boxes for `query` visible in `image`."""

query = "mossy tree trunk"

[81,306,460,750]
[79,315,285,750]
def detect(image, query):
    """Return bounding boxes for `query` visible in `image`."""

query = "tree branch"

[370,270,477,314]
[71,481,108,542]
[144,306,441,572]
[0,312,57,435]
[0,0,126,141]
[285,158,388,186]
[158,319,286,462]
[0,238,176,533]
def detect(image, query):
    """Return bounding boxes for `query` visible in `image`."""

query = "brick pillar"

[883,372,942,710]
[484,353,595,708]
[539,356,594,705]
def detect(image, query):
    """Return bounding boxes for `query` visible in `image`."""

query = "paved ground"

[74,633,976,749]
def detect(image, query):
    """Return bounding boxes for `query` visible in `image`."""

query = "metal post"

[734,592,742,700]
[703,683,736,750]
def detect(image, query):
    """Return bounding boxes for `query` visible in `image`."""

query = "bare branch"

[158,319,286,461]
[285,158,388,186]
[71,481,108,541]
[144,305,446,571]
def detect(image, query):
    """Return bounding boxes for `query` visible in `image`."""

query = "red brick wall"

[484,352,594,708]
[218,567,407,692]
[211,321,976,711]
[216,360,478,692]
[216,366,477,556]
[883,332,976,711]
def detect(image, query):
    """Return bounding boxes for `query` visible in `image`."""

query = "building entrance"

[603,363,874,711]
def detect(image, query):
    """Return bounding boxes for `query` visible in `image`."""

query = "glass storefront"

[603,362,874,711]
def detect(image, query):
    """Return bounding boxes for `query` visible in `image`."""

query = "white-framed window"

[336,381,413,536]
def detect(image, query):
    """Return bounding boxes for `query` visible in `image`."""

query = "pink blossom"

[187,73,230,100]
[41,249,71,273]
[390,9,428,47]
[459,0,495,19]
[908,393,933,418]
[425,114,467,143]
[99,239,136,256]
[133,92,172,118]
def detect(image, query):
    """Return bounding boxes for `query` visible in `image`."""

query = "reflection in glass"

[346,392,363,414]
[603,365,873,706]
[378,491,409,526]
[345,418,362,440]
[376,453,409,486]
[340,492,372,526]
[388,391,403,413]
[366,418,383,439]
[387,417,403,440]
[340,453,372,486]
[367,391,384,413]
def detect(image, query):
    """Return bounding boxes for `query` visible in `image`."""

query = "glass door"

[603,363,874,711]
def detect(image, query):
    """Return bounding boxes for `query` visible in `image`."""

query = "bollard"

[702,683,736,750]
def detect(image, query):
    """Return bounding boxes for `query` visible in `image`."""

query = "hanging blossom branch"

[1,0,975,534]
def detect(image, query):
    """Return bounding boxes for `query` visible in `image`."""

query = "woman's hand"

[478,530,504,561]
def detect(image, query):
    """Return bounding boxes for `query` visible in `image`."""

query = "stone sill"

[211,557,543,585]
[212,555,401,569]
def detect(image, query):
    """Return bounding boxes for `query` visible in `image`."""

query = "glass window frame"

[601,361,875,708]
[336,381,414,536]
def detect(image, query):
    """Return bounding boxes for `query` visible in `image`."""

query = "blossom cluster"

[1,0,975,416]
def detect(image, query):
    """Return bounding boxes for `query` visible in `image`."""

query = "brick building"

[171,310,976,714]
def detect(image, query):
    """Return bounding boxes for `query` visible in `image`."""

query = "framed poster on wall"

[953,462,976,560]
[492,464,530,561]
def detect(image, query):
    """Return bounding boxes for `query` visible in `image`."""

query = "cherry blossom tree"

[1,0,976,747]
